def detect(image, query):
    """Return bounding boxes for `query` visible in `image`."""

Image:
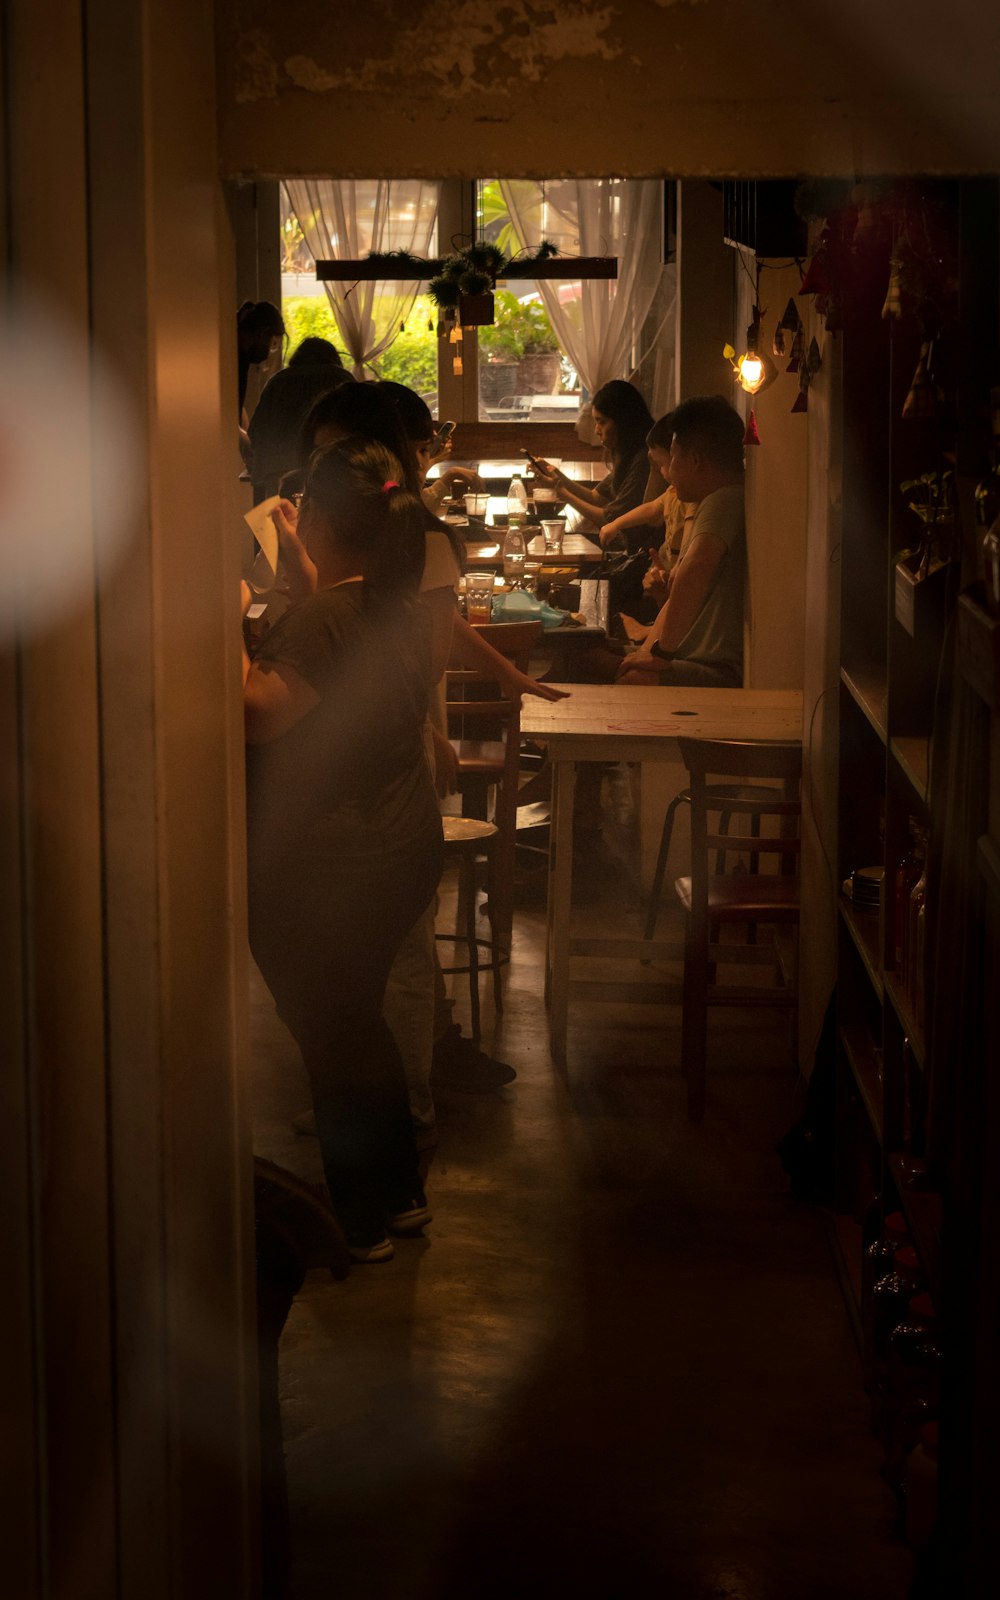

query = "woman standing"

[243,436,442,1261]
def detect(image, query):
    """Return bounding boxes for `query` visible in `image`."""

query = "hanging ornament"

[791,344,816,414]
[901,340,937,419]
[786,322,804,373]
[743,408,761,446]
[799,247,830,297]
[778,297,801,332]
[882,255,903,320]
[772,322,786,358]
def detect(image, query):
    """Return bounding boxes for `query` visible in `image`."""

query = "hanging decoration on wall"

[901,340,939,419]
[786,322,805,373]
[791,337,823,414]
[743,408,761,446]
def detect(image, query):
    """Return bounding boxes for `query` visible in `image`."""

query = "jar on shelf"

[883,1292,942,1487]
[870,1244,926,1421]
[862,1210,910,1387]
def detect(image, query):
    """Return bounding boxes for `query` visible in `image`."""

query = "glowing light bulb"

[737,351,765,392]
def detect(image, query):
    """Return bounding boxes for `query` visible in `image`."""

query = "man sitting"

[616,395,745,688]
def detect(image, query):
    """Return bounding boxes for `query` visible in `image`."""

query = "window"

[279,178,675,447]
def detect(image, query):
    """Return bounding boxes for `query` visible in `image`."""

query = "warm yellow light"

[737,352,765,392]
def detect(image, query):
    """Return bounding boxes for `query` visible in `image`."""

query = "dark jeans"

[250,822,443,1238]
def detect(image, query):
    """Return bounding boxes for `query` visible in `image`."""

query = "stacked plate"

[842,865,884,908]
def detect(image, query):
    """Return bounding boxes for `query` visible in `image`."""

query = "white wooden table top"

[521,683,803,755]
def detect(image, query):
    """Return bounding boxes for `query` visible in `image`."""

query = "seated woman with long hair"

[530,379,655,546]
[242,436,443,1262]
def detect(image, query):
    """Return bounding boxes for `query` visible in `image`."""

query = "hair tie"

[383,479,399,493]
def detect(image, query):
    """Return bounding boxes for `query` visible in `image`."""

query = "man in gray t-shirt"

[617,396,745,689]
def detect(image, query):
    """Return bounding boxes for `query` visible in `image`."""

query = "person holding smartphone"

[529,379,653,543]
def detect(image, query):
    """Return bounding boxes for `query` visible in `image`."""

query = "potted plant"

[479,290,562,398]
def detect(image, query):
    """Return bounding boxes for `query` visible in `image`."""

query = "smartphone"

[520,446,544,470]
[432,419,456,453]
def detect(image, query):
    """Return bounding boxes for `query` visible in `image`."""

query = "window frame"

[434,180,603,465]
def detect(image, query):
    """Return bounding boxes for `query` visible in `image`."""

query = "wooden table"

[520,684,804,1058]
[463,532,604,570]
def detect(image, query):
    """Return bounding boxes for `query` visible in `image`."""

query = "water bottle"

[506,472,528,530]
[503,526,527,585]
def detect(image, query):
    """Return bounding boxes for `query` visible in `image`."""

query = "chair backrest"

[678,738,802,890]
[446,619,543,953]
[456,620,542,674]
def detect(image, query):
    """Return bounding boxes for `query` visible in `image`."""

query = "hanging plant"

[365,239,560,329]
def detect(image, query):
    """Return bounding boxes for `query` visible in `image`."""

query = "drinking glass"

[541,519,565,555]
[465,572,494,622]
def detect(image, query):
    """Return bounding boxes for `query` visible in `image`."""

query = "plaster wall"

[216,0,1000,180]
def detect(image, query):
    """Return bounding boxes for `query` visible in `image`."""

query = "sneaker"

[431,1024,517,1092]
[386,1197,433,1236]
[346,1233,395,1265]
[292,1108,317,1137]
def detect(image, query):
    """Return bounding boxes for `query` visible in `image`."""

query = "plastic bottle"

[502,526,527,585]
[506,472,529,530]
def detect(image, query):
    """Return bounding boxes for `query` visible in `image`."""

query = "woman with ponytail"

[243,436,443,1261]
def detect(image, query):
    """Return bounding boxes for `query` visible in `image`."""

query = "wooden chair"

[675,737,802,1122]
[446,620,543,954]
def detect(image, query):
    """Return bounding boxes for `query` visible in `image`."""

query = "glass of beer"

[465,572,494,623]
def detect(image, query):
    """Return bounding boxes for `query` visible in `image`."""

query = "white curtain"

[283,179,439,378]
[498,179,675,433]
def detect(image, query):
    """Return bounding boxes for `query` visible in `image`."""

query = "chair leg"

[642,793,685,950]
[485,839,504,1016]
[462,852,482,1042]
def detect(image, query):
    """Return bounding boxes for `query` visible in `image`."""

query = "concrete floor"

[250,807,914,1600]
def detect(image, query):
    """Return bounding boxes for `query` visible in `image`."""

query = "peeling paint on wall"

[236,1,624,105]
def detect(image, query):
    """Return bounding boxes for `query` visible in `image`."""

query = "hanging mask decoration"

[791,338,822,414]
[901,340,938,419]
[743,408,761,446]
[786,321,805,374]
[778,297,801,332]
[798,244,830,297]
[772,322,786,357]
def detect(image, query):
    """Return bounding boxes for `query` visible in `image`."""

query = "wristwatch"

[650,640,677,662]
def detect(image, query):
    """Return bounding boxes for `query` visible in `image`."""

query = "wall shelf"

[840,666,888,742]
[839,1022,884,1144]
[889,735,930,805]
[839,897,884,999]
[883,972,926,1070]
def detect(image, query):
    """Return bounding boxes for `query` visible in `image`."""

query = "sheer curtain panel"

[498,179,674,431]
[284,179,439,377]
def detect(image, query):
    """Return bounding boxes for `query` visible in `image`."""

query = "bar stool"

[435,815,504,1041]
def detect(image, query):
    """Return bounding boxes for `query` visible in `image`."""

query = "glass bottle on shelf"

[863,1210,910,1388]
[906,839,928,1016]
[893,819,920,972]
[884,1292,942,1489]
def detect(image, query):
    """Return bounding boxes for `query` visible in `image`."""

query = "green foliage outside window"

[283,284,564,398]
[282,293,439,396]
